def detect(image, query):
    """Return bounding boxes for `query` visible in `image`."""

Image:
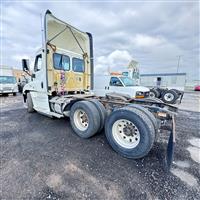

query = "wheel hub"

[80,113,88,123]
[164,93,174,101]
[123,124,135,136]
[112,119,140,149]
[74,109,89,131]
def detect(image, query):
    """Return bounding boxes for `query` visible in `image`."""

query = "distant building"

[0,65,25,82]
[140,73,187,91]
[12,69,25,82]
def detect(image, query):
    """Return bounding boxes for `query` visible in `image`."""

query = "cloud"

[95,50,132,74]
[133,34,165,47]
[1,1,199,82]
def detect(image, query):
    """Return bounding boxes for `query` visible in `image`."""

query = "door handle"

[105,86,109,90]
[41,82,43,88]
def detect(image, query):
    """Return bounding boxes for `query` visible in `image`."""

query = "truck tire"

[89,99,107,132]
[171,89,181,96]
[127,104,159,132]
[127,104,160,142]
[161,89,178,104]
[105,106,155,159]
[149,88,160,98]
[27,92,34,113]
[70,101,101,138]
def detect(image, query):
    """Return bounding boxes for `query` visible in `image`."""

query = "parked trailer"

[22,10,178,170]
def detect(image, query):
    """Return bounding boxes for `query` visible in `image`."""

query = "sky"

[1,1,199,81]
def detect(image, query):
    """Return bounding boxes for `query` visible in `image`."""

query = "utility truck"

[0,66,18,96]
[22,10,178,170]
[94,75,150,98]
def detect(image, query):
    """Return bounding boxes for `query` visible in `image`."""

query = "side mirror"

[22,59,30,72]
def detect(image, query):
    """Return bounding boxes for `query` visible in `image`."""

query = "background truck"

[22,10,178,170]
[0,66,18,96]
[94,74,150,98]
[122,63,184,104]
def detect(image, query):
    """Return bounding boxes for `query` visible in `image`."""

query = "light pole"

[176,55,183,83]
[176,55,182,74]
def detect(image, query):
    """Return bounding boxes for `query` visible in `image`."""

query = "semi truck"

[94,74,150,98]
[0,66,18,96]
[22,10,178,170]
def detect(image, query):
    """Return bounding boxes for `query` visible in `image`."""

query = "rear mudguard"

[165,116,176,171]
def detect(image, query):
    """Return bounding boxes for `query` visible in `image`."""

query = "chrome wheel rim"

[164,93,174,102]
[112,119,140,149]
[74,109,89,131]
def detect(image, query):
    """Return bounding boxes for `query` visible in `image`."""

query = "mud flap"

[165,116,175,171]
[179,91,184,103]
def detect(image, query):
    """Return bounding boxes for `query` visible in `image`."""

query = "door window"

[110,77,123,86]
[34,54,42,72]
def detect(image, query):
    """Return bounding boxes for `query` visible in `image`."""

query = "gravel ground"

[0,93,200,200]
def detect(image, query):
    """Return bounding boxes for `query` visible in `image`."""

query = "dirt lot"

[0,92,200,200]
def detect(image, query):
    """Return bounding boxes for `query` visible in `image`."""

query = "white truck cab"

[22,10,93,116]
[94,75,150,99]
[0,67,18,96]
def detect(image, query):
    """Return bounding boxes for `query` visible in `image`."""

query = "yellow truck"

[22,10,178,170]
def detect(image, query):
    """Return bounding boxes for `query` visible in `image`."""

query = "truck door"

[109,77,124,93]
[31,53,50,111]
[33,54,44,91]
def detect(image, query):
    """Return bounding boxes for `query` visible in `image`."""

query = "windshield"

[0,76,16,84]
[120,76,137,86]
